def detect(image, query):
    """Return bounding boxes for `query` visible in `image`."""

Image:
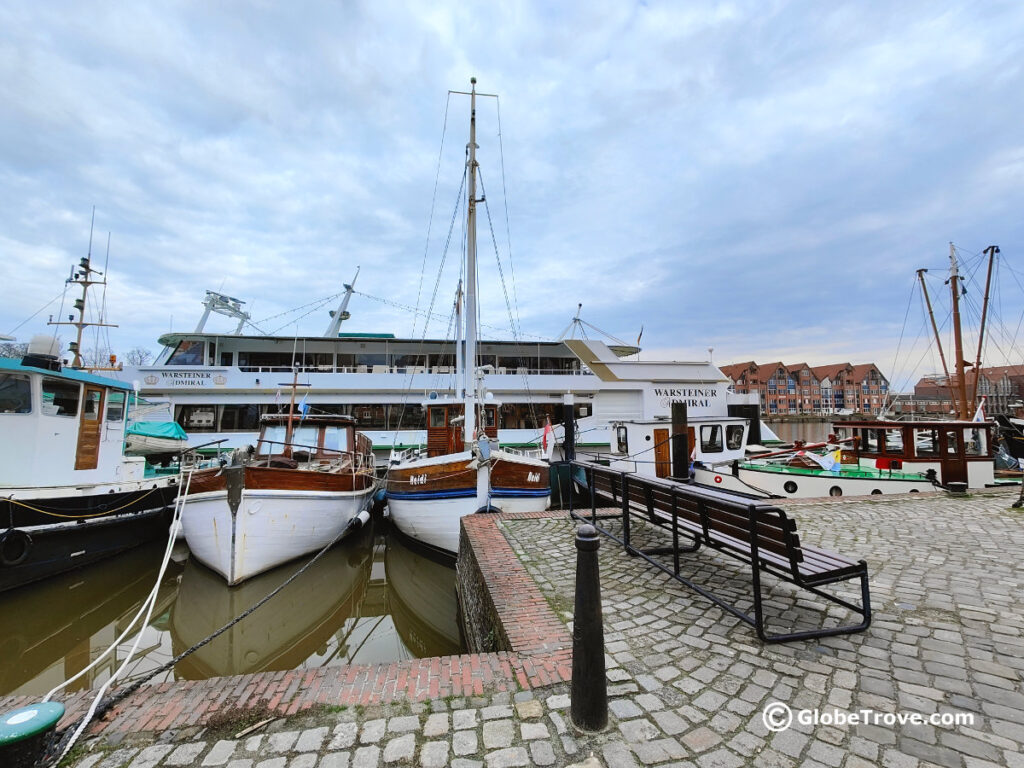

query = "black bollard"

[571,523,607,732]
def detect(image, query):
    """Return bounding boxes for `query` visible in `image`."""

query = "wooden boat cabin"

[252,414,373,469]
[833,419,994,488]
[424,398,499,458]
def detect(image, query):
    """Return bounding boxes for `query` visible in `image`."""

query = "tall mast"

[49,209,118,369]
[464,77,479,444]
[949,243,969,419]
[969,245,999,408]
[917,268,953,403]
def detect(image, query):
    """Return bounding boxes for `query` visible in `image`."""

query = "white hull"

[726,466,935,498]
[388,492,548,556]
[181,488,372,585]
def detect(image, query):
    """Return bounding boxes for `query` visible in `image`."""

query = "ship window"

[883,428,904,453]
[482,407,497,428]
[106,391,125,422]
[393,354,426,371]
[615,425,628,454]
[860,429,880,453]
[0,373,31,413]
[166,340,205,366]
[322,426,350,453]
[726,425,744,450]
[257,425,318,454]
[220,351,233,366]
[220,404,261,431]
[700,425,723,452]
[175,405,216,431]
[965,428,987,456]
[41,377,79,417]
[430,407,446,428]
[83,390,102,421]
[914,428,938,456]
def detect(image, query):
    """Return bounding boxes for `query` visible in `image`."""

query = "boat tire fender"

[0,529,32,567]
[475,505,502,514]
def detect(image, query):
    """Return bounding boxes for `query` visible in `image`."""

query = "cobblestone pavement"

[63,489,1024,767]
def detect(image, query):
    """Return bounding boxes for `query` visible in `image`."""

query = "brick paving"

[18,487,1024,766]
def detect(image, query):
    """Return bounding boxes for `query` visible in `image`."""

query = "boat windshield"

[257,424,319,455]
[322,426,350,453]
[0,373,31,413]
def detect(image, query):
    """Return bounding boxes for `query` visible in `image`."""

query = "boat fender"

[475,505,502,514]
[354,509,371,528]
[0,529,32,568]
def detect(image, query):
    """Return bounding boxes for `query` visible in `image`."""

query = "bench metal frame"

[566,461,871,643]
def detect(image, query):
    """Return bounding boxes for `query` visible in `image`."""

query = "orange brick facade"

[720,361,889,416]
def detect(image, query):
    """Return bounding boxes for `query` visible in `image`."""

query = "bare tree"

[124,346,154,366]
[0,342,28,358]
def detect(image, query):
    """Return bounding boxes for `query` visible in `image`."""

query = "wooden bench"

[569,461,871,643]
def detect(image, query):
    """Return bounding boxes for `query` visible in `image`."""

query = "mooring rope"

[43,473,384,767]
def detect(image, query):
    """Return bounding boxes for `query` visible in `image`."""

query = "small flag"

[636,325,644,346]
[298,392,309,420]
[542,416,555,460]
[972,396,986,422]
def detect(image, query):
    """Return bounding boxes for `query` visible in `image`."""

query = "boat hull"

[0,480,178,594]
[181,467,374,585]
[386,451,550,556]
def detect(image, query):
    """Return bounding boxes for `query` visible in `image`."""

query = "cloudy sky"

[3,1,1024,392]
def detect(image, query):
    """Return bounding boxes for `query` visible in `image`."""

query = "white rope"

[48,468,194,763]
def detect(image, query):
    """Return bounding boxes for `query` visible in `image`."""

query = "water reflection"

[385,536,461,657]
[0,542,182,697]
[0,521,464,697]
[171,527,375,678]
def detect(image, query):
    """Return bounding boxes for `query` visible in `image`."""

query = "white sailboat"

[386,78,550,557]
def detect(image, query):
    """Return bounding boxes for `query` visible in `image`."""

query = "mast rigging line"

[411,91,454,339]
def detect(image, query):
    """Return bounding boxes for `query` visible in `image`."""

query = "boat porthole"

[829,486,843,497]
[0,530,32,567]
[909,489,919,493]
[783,481,798,494]
[871,489,882,495]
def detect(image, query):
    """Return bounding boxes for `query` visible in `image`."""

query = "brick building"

[719,361,890,415]
[909,365,1024,416]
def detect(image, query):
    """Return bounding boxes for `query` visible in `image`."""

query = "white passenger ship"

[116,286,757,462]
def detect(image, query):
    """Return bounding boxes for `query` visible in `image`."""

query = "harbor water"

[764,418,832,444]
[0,521,461,697]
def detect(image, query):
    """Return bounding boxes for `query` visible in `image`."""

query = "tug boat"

[0,337,179,594]
[181,413,376,585]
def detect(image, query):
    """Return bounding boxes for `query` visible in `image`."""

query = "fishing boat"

[385,79,551,557]
[0,337,180,593]
[181,411,376,585]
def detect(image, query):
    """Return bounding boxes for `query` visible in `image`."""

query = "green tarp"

[126,421,188,440]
